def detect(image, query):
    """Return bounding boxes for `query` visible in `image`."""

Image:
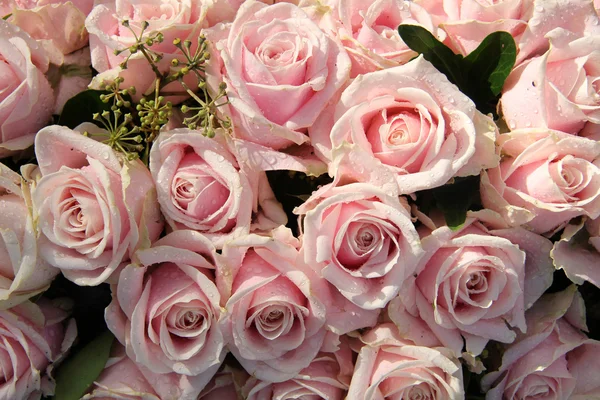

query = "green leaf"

[432,176,481,230]
[465,31,517,97]
[397,24,465,88]
[2,13,11,20]
[53,330,114,400]
[57,90,113,129]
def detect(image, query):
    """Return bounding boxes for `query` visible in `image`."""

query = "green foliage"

[397,25,517,115]
[58,90,114,129]
[53,330,114,400]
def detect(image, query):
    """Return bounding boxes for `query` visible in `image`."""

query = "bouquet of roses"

[1,0,600,398]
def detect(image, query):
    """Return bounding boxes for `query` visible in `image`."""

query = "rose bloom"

[86,0,205,101]
[242,338,354,399]
[346,323,464,400]
[0,299,77,400]
[310,56,498,194]
[551,212,600,290]
[205,0,351,150]
[0,19,53,158]
[481,129,600,234]
[502,28,600,135]
[323,0,443,77]
[83,343,210,400]
[393,210,554,356]
[6,0,90,59]
[218,227,374,382]
[106,230,226,383]
[0,163,58,309]
[297,182,423,310]
[32,125,163,285]
[482,286,600,400]
[149,129,286,248]
[417,0,600,62]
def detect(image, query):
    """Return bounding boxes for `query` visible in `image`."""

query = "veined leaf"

[53,330,114,400]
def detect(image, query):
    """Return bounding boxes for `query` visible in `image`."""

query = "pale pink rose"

[205,0,351,150]
[297,182,423,310]
[105,230,226,381]
[218,227,375,382]
[149,129,286,248]
[198,365,249,400]
[32,125,163,285]
[0,0,94,15]
[392,210,554,356]
[0,299,77,400]
[482,286,600,400]
[346,323,464,400]
[85,0,205,101]
[418,0,600,63]
[83,343,211,400]
[481,129,600,234]
[8,1,89,58]
[551,215,600,289]
[310,56,499,194]
[325,0,444,77]
[242,338,354,399]
[0,163,58,309]
[502,28,600,135]
[0,19,53,158]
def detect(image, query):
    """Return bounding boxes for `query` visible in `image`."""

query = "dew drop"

[508,120,517,129]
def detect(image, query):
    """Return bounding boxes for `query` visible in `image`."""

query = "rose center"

[170,153,231,220]
[177,310,203,330]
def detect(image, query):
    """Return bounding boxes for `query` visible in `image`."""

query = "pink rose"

[325,0,443,77]
[551,216,600,289]
[105,230,226,381]
[0,299,77,400]
[8,1,89,58]
[310,56,499,194]
[218,227,370,382]
[205,0,351,150]
[83,343,210,400]
[0,163,58,308]
[242,338,354,399]
[482,286,600,400]
[297,182,423,310]
[0,19,53,157]
[85,0,204,101]
[149,129,286,248]
[0,0,93,15]
[392,211,554,356]
[346,323,464,400]
[32,125,163,285]
[502,29,600,135]
[481,129,600,234]
[418,0,600,63]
